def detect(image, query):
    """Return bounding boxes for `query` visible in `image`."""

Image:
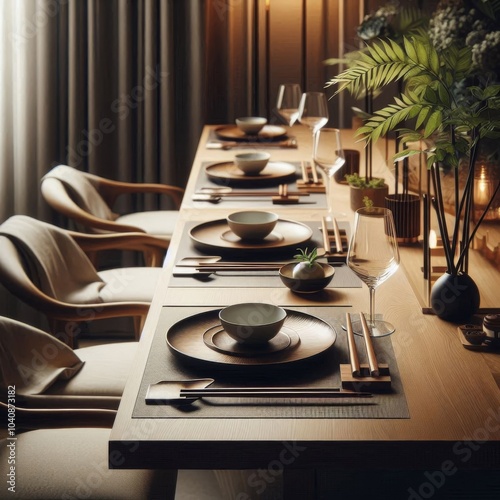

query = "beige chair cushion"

[0,428,176,499]
[117,210,178,237]
[0,314,138,409]
[44,342,137,400]
[98,267,161,302]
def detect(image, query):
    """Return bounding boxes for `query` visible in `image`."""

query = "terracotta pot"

[349,184,389,211]
[430,272,480,322]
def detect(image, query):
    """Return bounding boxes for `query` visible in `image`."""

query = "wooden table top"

[109,125,500,483]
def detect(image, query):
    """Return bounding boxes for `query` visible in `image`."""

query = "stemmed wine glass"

[276,83,302,127]
[347,207,400,337]
[298,91,329,140]
[313,128,346,220]
[298,91,329,185]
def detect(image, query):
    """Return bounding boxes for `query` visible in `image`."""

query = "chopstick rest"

[340,313,392,392]
[296,161,326,192]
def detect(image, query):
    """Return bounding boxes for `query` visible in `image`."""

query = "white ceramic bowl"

[235,117,267,135]
[219,303,287,344]
[227,210,278,240]
[234,152,271,175]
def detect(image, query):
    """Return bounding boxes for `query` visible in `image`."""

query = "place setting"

[206,116,298,150]
[168,210,360,290]
[132,303,409,420]
[195,152,326,207]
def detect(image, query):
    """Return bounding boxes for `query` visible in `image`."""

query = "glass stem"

[369,286,376,326]
[326,173,335,220]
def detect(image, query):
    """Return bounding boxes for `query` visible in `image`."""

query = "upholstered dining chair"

[0,215,163,347]
[40,164,184,265]
[0,315,138,409]
[0,403,177,499]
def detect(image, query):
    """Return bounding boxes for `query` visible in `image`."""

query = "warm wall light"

[474,162,500,221]
[429,229,437,249]
[475,164,491,208]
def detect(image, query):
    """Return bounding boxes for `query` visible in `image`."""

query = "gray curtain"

[0,0,205,223]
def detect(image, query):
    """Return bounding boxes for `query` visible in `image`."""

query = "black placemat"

[168,221,361,288]
[132,306,410,419]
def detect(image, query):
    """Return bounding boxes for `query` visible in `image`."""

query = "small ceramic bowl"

[235,117,267,135]
[227,210,278,240]
[279,263,335,294]
[219,303,287,344]
[234,151,271,175]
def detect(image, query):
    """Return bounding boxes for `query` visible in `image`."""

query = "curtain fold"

[1,0,197,224]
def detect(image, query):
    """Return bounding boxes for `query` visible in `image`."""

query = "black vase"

[430,272,480,322]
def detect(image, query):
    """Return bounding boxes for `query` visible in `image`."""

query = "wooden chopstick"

[301,161,311,184]
[360,313,380,376]
[177,260,291,268]
[332,217,343,253]
[345,313,361,377]
[321,217,331,253]
[196,262,282,268]
[181,388,372,398]
[196,190,309,197]
[195,266,280,272]
[309,161,320,184]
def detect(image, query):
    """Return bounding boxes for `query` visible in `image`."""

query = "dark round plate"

[215,125,287,141]
[166,308,336,368]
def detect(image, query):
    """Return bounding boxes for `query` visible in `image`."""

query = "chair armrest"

[0,401,116,429]
[95,177,184,209]
[41,177,148,233]
[0,238,151,319]
[68,231,169,252]
[68,231,169,267]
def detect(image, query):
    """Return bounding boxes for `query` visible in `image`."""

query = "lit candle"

[429,229,437,249]
[475,165,491,207]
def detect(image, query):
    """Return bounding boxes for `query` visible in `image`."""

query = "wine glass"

[313,128,346,220]
[298,91,329,137]
[276,83,302,127]
[347,207,400,337]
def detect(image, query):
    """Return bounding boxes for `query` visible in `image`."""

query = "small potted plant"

[278,248,335,293]
[345,172,389,211]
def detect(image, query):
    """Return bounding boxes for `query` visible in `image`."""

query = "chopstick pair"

[340,313,391,391]
[345,312,379,376]
[297,161,325,193]
[180,387,372,398]
[321,217,347,258]
[196,186,309,197]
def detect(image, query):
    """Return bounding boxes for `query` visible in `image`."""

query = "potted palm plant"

[326,1,425,218]
[327,0,500,322]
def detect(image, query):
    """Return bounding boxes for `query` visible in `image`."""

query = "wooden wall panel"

[204,0,420,126]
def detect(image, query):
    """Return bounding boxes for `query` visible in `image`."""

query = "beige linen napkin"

[0,215,105,303]
[0,316,84,395]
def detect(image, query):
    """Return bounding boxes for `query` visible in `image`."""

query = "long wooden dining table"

[109,124,500,499]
